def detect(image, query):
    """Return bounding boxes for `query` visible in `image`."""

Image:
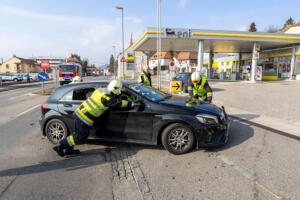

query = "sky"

[0,0,299,66]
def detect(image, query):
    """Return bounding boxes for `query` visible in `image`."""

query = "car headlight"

[196,114,219,124]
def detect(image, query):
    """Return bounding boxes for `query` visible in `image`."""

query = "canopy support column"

[290,45,296,80]
[197,40,204,72]
[251,42,260,82]
[208,52,214,78]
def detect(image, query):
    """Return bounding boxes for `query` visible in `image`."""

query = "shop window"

[6,64,9,69]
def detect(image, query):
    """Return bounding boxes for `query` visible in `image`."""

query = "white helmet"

[107,80,123,95]
[191,72,201,84]
[71,76,82,83]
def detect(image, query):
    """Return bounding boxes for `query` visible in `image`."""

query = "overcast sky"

[0,0,299,65]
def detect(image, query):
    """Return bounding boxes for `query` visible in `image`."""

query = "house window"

[6,64,9,69]
[16,63,20,71]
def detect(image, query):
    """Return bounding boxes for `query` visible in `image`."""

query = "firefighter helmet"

[107,80,123,95]
[191,72,201,84]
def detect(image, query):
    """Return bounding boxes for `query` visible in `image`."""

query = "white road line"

[8,93,31,100]
[15,104,41,118]
[217,154,287,199]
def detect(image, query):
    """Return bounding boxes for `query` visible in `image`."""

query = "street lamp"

[115,6,125,79]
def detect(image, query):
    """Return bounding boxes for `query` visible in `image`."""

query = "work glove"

[132,100,144,107]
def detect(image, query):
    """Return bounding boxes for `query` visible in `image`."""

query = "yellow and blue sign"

[171,81,181,92]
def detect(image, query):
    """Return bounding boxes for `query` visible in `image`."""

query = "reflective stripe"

[86,99,101,116]
[69,135,75,145]
[83,101,98,117]
[75,110,93,126]
[121,100,126,107]
[102,95,110,101]
[67,137,73,146]
[207,92,212,96]
[88,97,105,113]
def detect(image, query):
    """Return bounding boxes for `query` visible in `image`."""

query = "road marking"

[8,93,31,100]
[217,154,287,200]
[15,104,41,118]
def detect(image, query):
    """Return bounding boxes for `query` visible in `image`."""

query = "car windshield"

[127,83,170,102]
[59,65,75,71]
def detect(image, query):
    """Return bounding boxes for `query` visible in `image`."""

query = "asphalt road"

[0,77,299,200]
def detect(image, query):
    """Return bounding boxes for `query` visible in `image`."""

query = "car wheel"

[183,84,188,93]
[13,78,18,82]
[161,123,195,155]
[45,119,68,144]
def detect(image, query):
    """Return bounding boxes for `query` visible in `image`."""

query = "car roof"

[48,80,136,101]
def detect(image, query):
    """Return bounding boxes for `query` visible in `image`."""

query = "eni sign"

[165,28,191,38]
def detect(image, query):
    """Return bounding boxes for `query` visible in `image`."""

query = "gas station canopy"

[132,27,300,53]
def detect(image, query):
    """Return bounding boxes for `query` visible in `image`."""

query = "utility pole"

[112,45,116,78]
[115,6,125,79]
[157,0,162,90]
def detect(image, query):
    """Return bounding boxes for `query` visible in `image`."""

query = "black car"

[39,81,230,154]
[172,72,192,93]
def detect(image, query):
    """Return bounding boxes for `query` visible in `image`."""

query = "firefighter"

[188,72,213,103]
[71,76,82,83]
[139,65,152,86]
[53,80,143,157]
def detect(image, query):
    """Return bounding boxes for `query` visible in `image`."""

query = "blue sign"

[38,72,48,82]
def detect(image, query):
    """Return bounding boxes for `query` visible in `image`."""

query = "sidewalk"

[160,80,300,138]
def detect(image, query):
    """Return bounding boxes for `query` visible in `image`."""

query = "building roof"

[15,57,39,65]
[278,21,300,33]
[149,52,171,60]
[176,52,198,60]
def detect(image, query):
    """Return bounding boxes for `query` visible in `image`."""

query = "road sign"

[171,81,181,92]
[121,56,126,62]
[169,61,175,71]
[41,61,50,69]
[38,72,48,82]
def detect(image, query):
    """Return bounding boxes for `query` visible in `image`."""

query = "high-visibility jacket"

[75,89,110,126]
[140,71,151,86]
[188,75,212,98]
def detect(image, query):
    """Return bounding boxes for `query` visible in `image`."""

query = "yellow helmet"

[107,80,123,95]
[191,72,201,83]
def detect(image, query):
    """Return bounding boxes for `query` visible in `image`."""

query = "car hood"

[160,100,221,116]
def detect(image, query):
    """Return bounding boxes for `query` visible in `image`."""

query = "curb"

[0,81,54,93]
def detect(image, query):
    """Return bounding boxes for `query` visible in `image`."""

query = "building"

[34,57,66,70]
[0,55,42,73]
[148,52,171,71]
[117,35,148,78]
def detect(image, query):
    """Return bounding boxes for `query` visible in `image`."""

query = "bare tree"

[265,25,281,33]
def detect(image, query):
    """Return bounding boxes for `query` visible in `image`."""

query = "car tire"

[45,119,68,144]
[161,123,195,155]
[13,78,18,82]
[183,84,188,93]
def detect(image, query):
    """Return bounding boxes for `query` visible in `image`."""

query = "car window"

[60,90,73,101]
[73,87,95,100]
[128,83,169,102]
[60,85,106,102]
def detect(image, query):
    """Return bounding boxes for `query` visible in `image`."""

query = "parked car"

[172,72,192,93]
[0,73,22,82]
[39,81,230,155]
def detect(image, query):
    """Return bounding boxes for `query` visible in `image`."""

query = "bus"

[58,63,82,85]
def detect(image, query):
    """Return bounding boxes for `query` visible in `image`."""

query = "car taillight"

[41,102,48,111]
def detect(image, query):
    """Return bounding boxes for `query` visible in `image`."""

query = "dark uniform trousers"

[59,114,91,149]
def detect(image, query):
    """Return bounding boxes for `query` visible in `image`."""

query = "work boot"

[53,144,65,157]
[65,147,80,155]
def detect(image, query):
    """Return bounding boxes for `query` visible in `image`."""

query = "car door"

[57,84,100,134]
[94,89,154,142]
